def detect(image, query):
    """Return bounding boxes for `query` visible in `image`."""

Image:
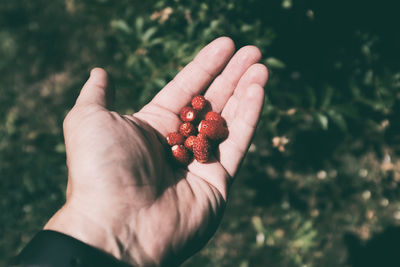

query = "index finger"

[145,37,235,114]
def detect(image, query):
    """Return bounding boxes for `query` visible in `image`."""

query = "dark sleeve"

[10,230,133,267]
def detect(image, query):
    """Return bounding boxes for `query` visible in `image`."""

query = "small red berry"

[191,95,208,111]
[198,120,228,140]
[179,122,196,137]
[184,135,197,151]
[196,103,212,121]
[166,132,185,146]
[193,135,211,163]
[205,111,226,126]
[197,133,207,139]
[180,107,197,122]
[171,145,191,165]
[218,127,229,141]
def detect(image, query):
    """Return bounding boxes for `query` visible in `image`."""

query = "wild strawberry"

[205,111,226,126]
[196,103,212,121]
[193,135,211,163]
[191,95,208,111]
[219,127,229,141]
[197,133,208,139]
[184,135,197,151]
[166,132,185,146]
[171,145,191,165]
[179,122,196,137]
[180,107,197,122]
[198,120,228,140]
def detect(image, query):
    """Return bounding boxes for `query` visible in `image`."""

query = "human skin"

[44,37,268,266]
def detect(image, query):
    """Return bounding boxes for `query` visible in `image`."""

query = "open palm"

[45,37,268,266]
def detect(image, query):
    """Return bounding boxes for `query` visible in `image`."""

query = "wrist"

[44,203,141,266]
[43,204,123,258]
[43,199,166,266]
[13,230,133,267]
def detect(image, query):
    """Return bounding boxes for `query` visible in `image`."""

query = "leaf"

[251,216,265,233]
[282,0,293,9]
[327,109,348,131]
[321,86,334,110]
[306,86,317,108]
[153,78,166,88]
[142,27,157,43]
[315,112,329,130]
[135,17,144,34]
[126,54,137,68]
[110,19,131,34]
[265,57,286,69]
[364,69,373,85]
[149,37,163,46]
[350,82,361,99]
[333,104,359,119]
[359,97,388,112]
[240,24,253,33]
[55,143,65,153]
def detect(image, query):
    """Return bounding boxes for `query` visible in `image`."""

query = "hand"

[44,37,268,266]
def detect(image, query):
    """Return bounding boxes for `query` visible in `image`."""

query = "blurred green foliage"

[1,0,400,266]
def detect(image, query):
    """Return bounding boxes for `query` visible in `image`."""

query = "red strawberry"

[191,95,208,111]
[193,135,211,163]
[196,102,212,121]
[166,132,185,146]
[171,145,191,165]
[180,106,197,122]
[205,111,226,126]
[184,135,197,151]
[198,120,228,140]
[216,126,228,141]
[179,122,196,137]
[197,133,207,139]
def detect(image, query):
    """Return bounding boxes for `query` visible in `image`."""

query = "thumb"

[75,68,114,109]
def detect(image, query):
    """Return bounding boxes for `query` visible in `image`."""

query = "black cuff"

[10,230,133,267]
